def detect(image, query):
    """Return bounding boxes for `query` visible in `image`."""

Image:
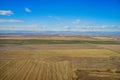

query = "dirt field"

[0,35,120,80]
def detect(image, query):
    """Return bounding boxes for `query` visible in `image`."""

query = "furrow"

[0,60,16,80]
[4,60,27,80]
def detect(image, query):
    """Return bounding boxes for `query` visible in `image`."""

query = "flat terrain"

[0,35,120,80]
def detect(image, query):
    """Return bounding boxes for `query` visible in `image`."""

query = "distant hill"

[0,30,120,36]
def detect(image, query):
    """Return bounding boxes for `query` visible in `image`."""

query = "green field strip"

[0,39,120,44]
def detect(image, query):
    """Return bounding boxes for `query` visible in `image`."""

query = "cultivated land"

[0,35,120,80]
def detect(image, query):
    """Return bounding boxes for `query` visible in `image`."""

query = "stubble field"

[0,35,120,80]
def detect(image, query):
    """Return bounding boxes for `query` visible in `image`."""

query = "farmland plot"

[0,60,73,80]
[0,44,120,80]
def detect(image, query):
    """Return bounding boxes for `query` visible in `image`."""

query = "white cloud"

[48,16,60,20]
[64,26,70,29]
[0,10,13,16]
[0,19,24,23]
[25,8,31,13]
[48,16,53,18]
[72,19,80,24]
[63,26,70,31]
[72,25,120,31]
[0,25,44,31]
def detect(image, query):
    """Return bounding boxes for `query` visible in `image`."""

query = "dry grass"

[0,60,73,80]
[0,49,119,59]
[99,44,120,53]
[0,35,94,40]
[0,38,120,80]
[92,37,114,40]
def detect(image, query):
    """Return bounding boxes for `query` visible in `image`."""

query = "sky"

[0,0,120,32]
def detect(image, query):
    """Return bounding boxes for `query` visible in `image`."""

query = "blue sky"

[0,0,120,32]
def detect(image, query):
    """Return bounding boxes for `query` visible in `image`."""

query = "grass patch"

[0,39,120,44]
